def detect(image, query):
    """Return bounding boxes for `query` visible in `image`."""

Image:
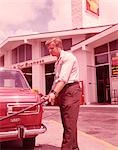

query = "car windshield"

[0,70,29,89]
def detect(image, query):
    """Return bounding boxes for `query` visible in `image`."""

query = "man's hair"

[45,37,63,49]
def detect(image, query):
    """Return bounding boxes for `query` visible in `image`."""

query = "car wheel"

[22,137,35,149]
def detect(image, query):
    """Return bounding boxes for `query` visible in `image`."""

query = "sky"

[0,0,118,45]
[0,0,72,44]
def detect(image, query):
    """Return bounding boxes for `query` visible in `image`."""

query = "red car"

[0,68,46,149]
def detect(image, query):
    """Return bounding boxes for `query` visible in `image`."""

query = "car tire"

[22,137,35,149]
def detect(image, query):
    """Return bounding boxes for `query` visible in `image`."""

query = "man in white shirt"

[45,37,81,150]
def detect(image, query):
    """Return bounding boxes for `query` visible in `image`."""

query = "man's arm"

[52,80,65,96]
[48,81,65,105]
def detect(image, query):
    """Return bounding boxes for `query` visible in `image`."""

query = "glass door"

[96,65,111,103]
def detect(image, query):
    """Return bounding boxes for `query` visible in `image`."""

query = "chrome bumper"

[0,124,47,141]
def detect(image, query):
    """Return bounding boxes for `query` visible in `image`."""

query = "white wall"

[71,0,83,28]
[99,0,118,25]
[32,64,45,94]
[82,0,99,27]
[72,0,118,28]
[73,49,90,104]
[82,0,118,28]
[31,40,45,94]
[73,46,97,104]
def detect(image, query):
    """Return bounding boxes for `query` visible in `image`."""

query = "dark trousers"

[58,82,81,150]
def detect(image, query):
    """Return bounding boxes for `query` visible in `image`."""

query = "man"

[45,37,81,150]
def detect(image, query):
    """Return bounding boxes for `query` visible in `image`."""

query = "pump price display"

[111,53,118,76]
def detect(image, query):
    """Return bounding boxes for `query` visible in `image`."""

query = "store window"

[62,38,72,51]
[111,51,118,76]
[19,45,25,62]
[95,54,108,65]
[0,55,4,67]
[26,44,32,60]
[94,44,108,54]
[41,42,49,57]
[12,44,32,64]
[109,39,118,51]
[12,48,17,64]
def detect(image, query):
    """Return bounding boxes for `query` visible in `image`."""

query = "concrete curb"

[43,104,118,110]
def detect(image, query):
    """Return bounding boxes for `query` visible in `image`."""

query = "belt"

[65,81,79,88]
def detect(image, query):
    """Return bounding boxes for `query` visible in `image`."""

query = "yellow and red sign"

[86,0,99,16]
[111,53,118,76]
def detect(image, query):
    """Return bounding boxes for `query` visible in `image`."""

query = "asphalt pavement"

[36,104,118,150]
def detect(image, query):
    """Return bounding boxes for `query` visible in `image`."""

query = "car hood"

[0,88,37,103]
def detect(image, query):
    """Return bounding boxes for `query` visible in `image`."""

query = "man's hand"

[41,95,49,105]
[48,92,56,105]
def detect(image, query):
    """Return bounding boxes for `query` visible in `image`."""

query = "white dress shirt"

[54,50,79,85]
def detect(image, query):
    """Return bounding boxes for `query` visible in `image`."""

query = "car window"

[0,70,29,89]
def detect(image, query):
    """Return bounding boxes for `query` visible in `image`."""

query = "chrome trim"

[0,124,47,140]
[7,103,40,115]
